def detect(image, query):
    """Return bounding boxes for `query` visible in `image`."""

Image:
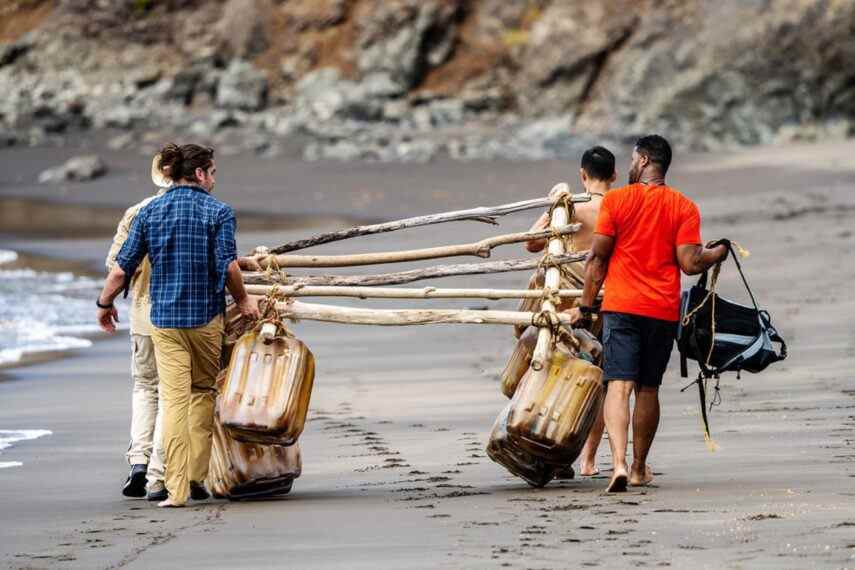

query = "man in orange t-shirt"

[571,135,728,493]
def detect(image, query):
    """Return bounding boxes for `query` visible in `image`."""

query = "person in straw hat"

[105,153,171,500]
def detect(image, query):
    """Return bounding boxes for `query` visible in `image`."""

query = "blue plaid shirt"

[116,185,237,329]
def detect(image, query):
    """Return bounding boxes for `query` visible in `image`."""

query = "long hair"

[157,143,214,184]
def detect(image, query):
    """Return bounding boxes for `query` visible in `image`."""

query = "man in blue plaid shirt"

[96,144,259,507]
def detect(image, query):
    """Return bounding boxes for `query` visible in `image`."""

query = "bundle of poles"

[242,183,591,370]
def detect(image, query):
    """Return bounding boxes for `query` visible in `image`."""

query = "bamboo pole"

[257,224,581,268]
[246,284,585,300]
[274,300,576,327]
[269,192,592,254]
[242,252,588,287]
[530,188,571,371]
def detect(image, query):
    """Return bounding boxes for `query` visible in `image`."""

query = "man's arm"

[97,214,149,333]
[215,208,260,319]
[226,260,260,319]
[676,243,728,275]
[97,265,127,333]
[571,233,615,325]
[525,211,551,253]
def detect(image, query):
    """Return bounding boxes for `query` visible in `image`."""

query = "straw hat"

[151,153,173,188]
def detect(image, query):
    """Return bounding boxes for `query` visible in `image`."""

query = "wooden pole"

[274,300,576,327]
[269,192,592,254]
[242,252,588,287]
[246,284,584,300]
[258,224,581,268]
[530,188,571,371]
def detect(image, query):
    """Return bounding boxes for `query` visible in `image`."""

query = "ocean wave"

[0,250,18,266]
[0,251,126,367]
[0,429,52,469]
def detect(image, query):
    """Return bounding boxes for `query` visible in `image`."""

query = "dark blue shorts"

[602,312,678,387]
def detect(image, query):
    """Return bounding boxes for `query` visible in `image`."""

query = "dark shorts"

[602,312,678,387]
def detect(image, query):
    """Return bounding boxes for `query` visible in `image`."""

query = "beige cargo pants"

[151,315,223,505]
[128,334,165,488]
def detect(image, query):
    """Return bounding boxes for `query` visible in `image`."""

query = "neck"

[586,181,611,195]
[639,172,665,186]
[175,179,207,191]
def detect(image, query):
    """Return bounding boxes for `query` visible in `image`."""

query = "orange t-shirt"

[594,183,701,322]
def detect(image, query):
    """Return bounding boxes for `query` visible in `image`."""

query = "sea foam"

[0,429,52,469]
[0,251,126,367]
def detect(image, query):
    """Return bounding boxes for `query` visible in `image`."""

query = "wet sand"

[1,139,854,568]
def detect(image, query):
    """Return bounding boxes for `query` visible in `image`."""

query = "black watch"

[579,305,597,316]
[96,298,113,309]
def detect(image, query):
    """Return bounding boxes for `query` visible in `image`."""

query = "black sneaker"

[122,464,148,498]
[190,482,210,501]
[146,483,168,502]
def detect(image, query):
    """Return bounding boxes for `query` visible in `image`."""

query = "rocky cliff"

[2,0,853,162]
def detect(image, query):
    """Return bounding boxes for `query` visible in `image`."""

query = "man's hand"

[97,306,119,333]
[237,296,261,320]
[237,256,263,272]
[567,306,593,330]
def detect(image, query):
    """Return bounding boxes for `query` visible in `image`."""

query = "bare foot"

[629,463,654,486]
[606,468,628,493]
[579,460,599,476]
[158,498,186,508]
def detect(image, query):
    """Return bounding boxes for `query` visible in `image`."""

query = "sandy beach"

[1,139,854,569]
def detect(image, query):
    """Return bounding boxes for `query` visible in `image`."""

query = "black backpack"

[677,240,787,448]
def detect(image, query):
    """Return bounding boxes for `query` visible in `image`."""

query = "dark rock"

[0,128,18,147]
[356,0,462,90]
[0,36,32,68]
[158,70,202,106]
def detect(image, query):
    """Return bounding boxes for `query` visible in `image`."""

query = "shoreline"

[1,139,854,568]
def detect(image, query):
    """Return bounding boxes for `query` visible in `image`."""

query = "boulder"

[38,155,108,184]
[216,60,268,111]
[355,0,462,90]
[294,68,394,122]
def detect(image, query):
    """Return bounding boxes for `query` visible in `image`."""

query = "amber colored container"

[207,413,302,500]
[502,327,602,399]
[500,326,538,398]
[513,265,585,338]
[222,296,266,366]
[486,404,555,487]
[218,329,315,446]
[507,346,604,466]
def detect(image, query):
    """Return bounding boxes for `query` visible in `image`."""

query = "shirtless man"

[526,145,616,254]
[525,145,616,477]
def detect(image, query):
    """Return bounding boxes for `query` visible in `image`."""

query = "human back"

[596,182,700,322]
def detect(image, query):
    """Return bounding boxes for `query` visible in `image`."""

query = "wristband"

[579,305,597,316]
[96,298,113,309]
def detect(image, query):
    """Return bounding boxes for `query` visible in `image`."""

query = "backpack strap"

[680,375,719,452]
[760,310,788,362]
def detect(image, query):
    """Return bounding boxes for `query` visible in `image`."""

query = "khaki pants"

[127,334,165,488]
[151,315,223,505]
